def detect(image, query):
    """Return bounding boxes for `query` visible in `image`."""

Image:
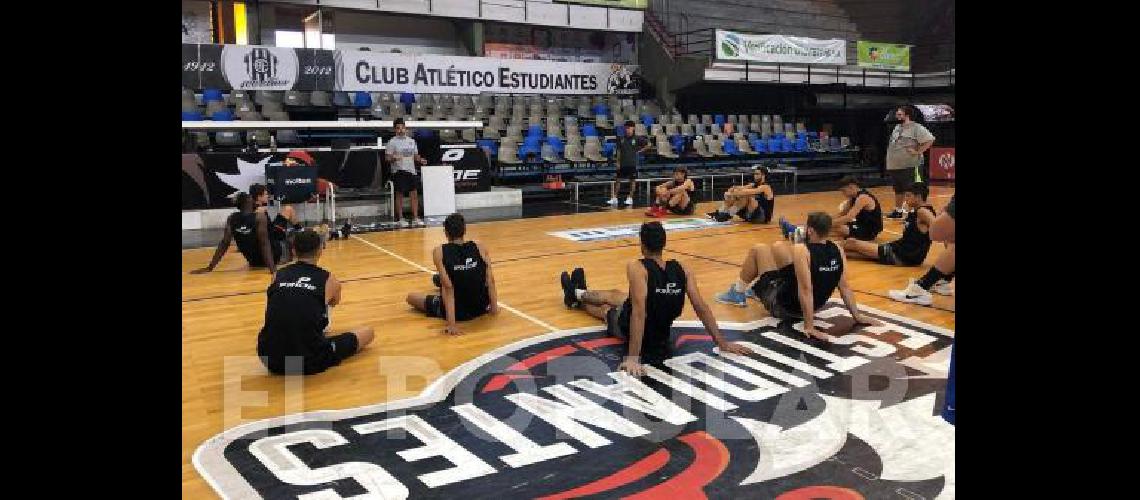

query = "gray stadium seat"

[275,129,301,145]
[309,91,332,107]
[215,130,243,147]
[284,91,308,107]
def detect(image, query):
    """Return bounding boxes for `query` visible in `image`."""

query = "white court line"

[882,229,901,236]
[351,235,559,332]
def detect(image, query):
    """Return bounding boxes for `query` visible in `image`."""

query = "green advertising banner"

[555,0,647,9]
[857,41,911,71]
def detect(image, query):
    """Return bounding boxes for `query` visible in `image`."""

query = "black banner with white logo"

[438,147,492,193]
[182,151,381,209]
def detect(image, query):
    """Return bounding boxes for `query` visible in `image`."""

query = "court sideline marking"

[350,235,560,332]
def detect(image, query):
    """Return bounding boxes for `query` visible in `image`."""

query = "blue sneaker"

[778,217,796,240]
[715,286,748,307]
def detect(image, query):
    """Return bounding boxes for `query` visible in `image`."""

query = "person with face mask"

[645,166,695,217]
[715,212,878,340]
[885,105,935,219]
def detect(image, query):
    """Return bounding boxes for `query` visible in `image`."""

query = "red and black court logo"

[194,301,954,499]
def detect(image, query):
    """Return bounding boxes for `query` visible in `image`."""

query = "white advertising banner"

[337,51,640,94]
[715,30,846,65]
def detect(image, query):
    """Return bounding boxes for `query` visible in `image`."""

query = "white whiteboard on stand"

[421,165,456,217]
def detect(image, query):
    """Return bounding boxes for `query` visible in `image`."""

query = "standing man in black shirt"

[257,230,374,375]
[716,212,876,340]
[608,120,651,206]
[406,213,499,335]
[558,222,753,376]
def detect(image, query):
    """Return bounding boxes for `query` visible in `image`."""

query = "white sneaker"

[607,197,619,205]
[624,196,634,206]
[396,219,409,228]
[930,279,954,296]
[413,218,425,227]
[888,280,933,306]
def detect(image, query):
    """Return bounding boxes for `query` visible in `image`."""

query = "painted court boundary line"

[351,235,559,332]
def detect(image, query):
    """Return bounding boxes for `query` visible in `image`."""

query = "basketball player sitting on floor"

[558,221,753,376]
[406,213,500,335]
[888,194,955,305]
[257,230,374,375]
[781,175,881,241]
[192,192,279,275]
[645,167,695,217]
[843,182,936,267]
[716,212,877,341]
[707,165,775,224]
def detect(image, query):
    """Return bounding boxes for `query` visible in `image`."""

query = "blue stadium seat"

[182,111,204,121]
[202,88,224,103]
[669,135,685,153]
[641,114,654,127]
[602,142,616,158]
[592,104,609,117]
[615,125,625,137]
[211,109,234,121]
[723,139,743,156]
[400,92,416,105]
[476,139,499,158]
[751,138,767,153]
[582,124,599,137]
[794,138,808,152]
[714,114,726,126]
[527,124,544,138]
[767,138,782,152]
[353,92,372,108]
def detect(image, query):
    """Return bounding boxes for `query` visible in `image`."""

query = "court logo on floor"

[195,301,954,499]
[549,218,732,242]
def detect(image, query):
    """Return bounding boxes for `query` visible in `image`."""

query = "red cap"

[285,150,315,166]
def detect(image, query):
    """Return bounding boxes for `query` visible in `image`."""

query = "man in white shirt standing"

[884,105,935,219]
[386,118,428,228]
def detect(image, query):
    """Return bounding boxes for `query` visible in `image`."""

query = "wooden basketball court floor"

[181,184,954,498]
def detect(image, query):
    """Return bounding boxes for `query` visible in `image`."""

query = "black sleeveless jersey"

[442,241,490,320]
[776,241,843,313]
[619,259,687,358]
[894,204,935,264]
[851,189,883,237]
[228,211,261,265]
[257,261,331,365]
[750,182,775,222]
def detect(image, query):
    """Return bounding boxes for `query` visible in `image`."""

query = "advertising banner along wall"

[715,30,846,65]
[857,41,911,71]
[183,44,639,95]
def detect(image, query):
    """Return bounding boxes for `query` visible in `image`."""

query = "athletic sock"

[575,289,586,300]
[732,279,748,293]
[917,268,947,290]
